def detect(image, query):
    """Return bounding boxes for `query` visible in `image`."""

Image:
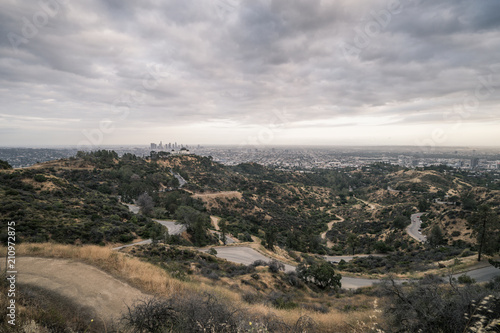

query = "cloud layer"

[1,0,499,146]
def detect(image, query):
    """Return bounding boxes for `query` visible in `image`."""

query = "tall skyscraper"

[471,157,479,169]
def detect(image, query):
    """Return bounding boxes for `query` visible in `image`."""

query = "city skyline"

[1,1,500,147]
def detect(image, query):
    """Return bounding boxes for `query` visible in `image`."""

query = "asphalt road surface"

[123,201,500,289]
[202,246,296,272]
[203,246,500,289]
[154,219,186,235]
[170,169,187,187]
[202,246,384,289]
[324,254,386,263]
[125,203,140,214]
[454,266,500,283]
[407,213,426,242]
[116,205,186,250]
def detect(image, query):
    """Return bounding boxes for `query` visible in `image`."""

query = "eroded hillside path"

[353,196,380,210]
[210,215,238,244]
[320,215,344,247]
[13,257,148,321]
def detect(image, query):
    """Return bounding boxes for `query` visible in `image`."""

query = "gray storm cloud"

[0,0,499,145]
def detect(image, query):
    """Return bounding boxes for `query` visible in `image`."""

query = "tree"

[418,198,430,212]
[347,233,359,255]
[175,206,212,247]
[137,192,154,216]
[219,219,228,245]
[461,191,478,211]
[149,223,166,244]
[373,240,393,254]
[163,228,170,244]
[393,215,409,230]
[265,226,277,251]
[468,205,500,261]
[428,225,445,247]
[296,259,341,290]
[0,159,12,170]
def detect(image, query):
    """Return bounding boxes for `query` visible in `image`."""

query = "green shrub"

[34,174,47,182]
[297,259,341,290]
[457,274,475,284]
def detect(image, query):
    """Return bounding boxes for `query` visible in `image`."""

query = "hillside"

[1,152,499,332]
[2,152,499,255]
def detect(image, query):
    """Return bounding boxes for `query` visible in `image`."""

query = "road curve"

[407,213,426,242]
[201,246,296,272]
[115,204,186,250]
[201,246,383,289]
[154,219,186,235]
[123,200,500,288]
[125,203,140,214]
[202,246,500,289]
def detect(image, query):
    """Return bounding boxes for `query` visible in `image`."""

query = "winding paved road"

[123,200,500,289]
[202,246,500,289]
[155,219,186,235]
[407,213,426,242]
[170,169,187,188]
[455,266,500,283]
[115,204,186,250]
[125,203,140,214]
[202,246,382,289]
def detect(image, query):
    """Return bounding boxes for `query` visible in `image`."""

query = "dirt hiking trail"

[13,257,149,321]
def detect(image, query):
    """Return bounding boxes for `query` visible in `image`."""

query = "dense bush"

[123,292,317,333]
[297,258,341,290]
[0,168,152,245]
[344,247,464,274]
[0,159,12,169]
[380,275,500,333]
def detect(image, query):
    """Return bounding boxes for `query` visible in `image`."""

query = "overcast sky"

[1,0,499,148]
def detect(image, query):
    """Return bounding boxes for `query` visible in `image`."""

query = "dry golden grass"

[0,243,380,332]
[193,191,243,210]
[0,243,186,297]
[193,191,243,200]
[21,177,60,192]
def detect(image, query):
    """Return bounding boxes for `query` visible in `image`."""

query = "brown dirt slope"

[15,257,149,321]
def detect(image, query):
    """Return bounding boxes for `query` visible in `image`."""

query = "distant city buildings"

[149,141,192,154]
[471,157,479,169]
[1,146,499,175]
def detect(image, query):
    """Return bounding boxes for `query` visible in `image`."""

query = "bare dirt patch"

[211,215,221,230]
[193,191,243,209]
[15,257,148,322]
[193,191,242,200]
